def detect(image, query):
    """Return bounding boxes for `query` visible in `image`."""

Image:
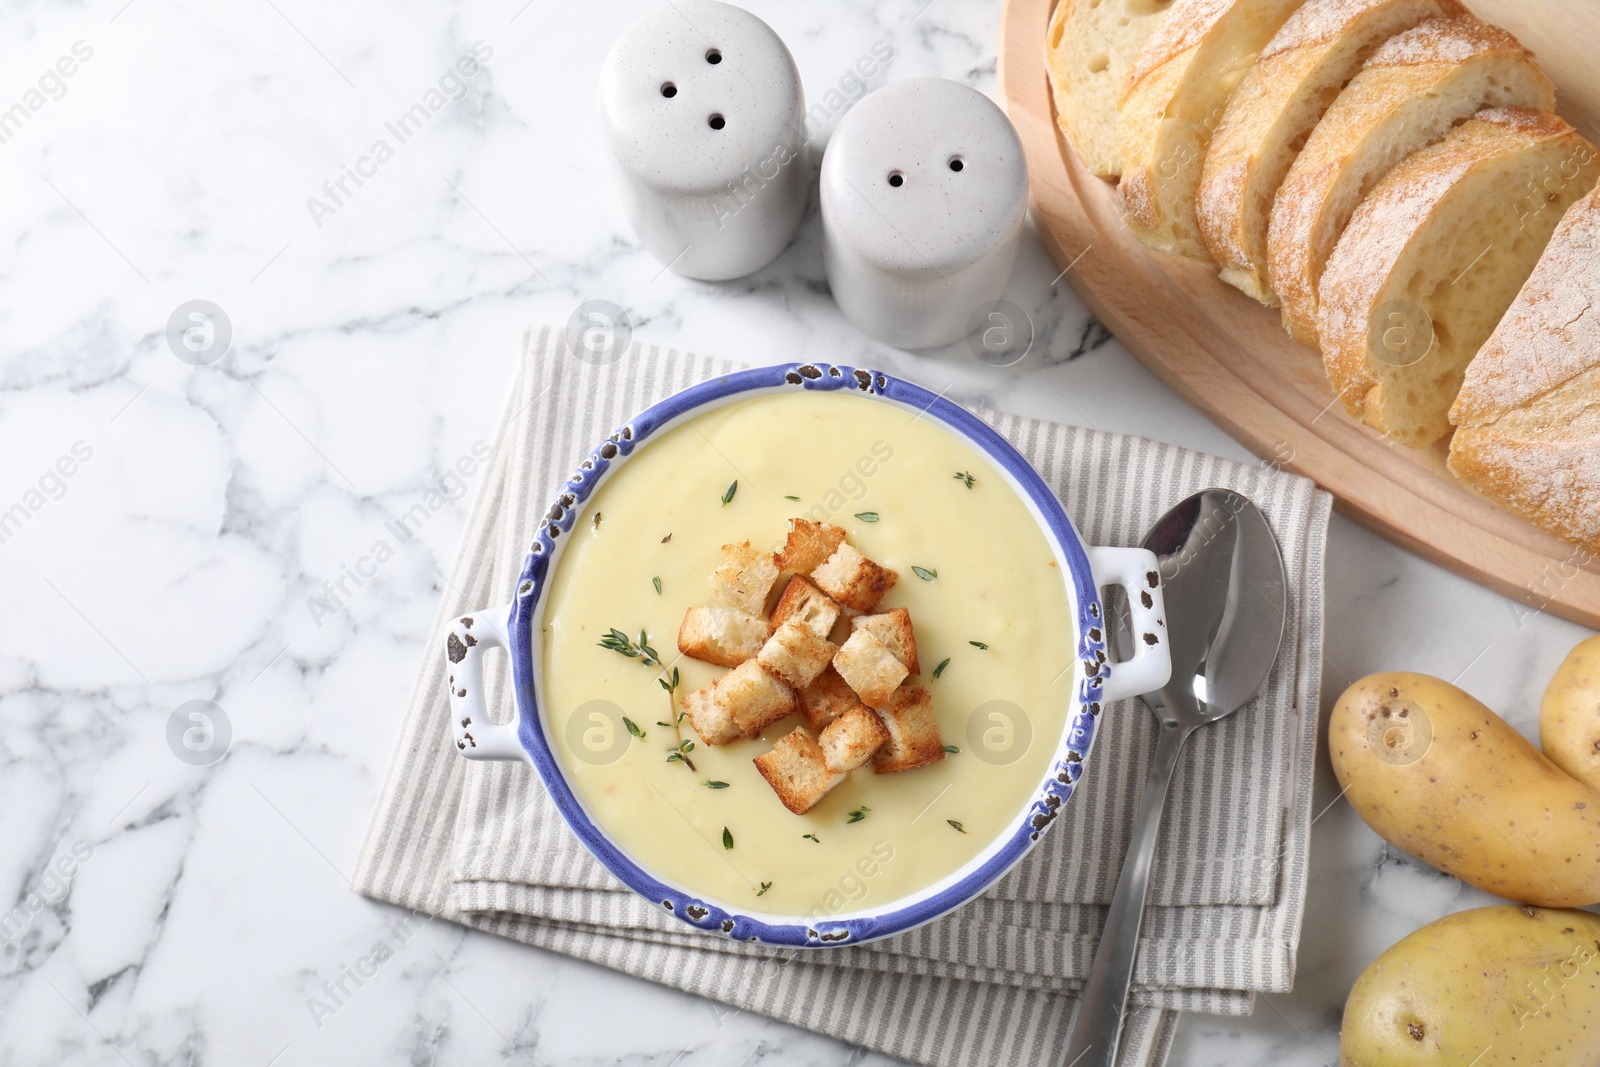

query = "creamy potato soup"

[541,389,1077,917]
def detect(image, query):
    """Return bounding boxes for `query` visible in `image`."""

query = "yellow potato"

[1342,905,1600,1067]
[1543,636,1600,793]
[1329,672,1600,907]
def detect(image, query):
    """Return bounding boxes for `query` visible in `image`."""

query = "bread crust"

[1197,0,1460,303]
[1267,15,1553,344]
[1447,184,1600,555]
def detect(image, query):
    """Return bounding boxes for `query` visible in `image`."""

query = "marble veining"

[0,0,1593,1065]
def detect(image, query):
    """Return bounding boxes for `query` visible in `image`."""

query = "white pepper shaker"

[821,78,1029,349]
[599,0,807,281]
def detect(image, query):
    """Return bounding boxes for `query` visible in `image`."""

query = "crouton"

[710,541,779,617]
[682,679,740,746]
[775,518,847,574]
[769,575,842,638]
[872,685,944,773]
[810,542,897,612]
[753,727,845,814]
[677,604,770,667]
[797,667,866,732]
[831,628,909,709]
[850,607,919,674]
[682,660,797,745]
[819,704,889,774]
[756,618,837,689]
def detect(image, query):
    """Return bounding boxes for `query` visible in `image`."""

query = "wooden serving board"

[998,0,1600,629]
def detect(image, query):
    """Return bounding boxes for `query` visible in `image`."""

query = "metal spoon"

[1063,489,1288,1067]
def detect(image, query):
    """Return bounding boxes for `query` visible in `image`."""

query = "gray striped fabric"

[353,328,1332,1067]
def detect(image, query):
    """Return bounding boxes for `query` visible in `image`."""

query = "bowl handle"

[1087,547,1172,703]
[445,603,527,762]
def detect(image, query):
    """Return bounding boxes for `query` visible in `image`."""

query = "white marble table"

[1,1,1592,1064]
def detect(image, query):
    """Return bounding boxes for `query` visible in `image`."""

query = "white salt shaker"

[599,1,807,281]
[821,78,1028,349]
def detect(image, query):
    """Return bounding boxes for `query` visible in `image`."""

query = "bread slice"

[1318,108,1600,447]
[754,728,845,815]
[1268,16,1554,344]
[818,704,890,774]
[810,542,897,613]
[774,518,847,574]
[1045,0,1177,179]
[850,608,920,675]
[756,618,838,689]
[872,685,945,774]
[683,659,797,745]
[677,603,770,667]
[769,574,842,638]
[1448,184,1600,555]
[709,541,779,617]
[1117,0,1306,260]
[797,666,866,732]
[1196,0,1461,303]
[832,628,910,709]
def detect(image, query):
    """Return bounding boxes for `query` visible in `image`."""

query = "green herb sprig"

[954,471,976,489]
[847,806,871,824]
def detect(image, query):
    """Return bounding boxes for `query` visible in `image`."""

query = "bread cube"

[819,704,889,774]
[872,685,944,773]
[775,518,847,574]
[850,607,919,674]
[682,680,739,746]
[683,660,797,745]
[756,618,837,689]
[811,543,897,612]
[677,604,770,667]
[769,575,842,638]
[754,727,845,814]
[797,667,866,732]
[831,628,909,709]
[710,541,779,617]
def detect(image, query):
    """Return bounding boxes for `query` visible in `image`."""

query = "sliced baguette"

[1117,0,1306,260]
[1196,0,1461,303]
[1317,108,1600,448]
[1046,0,1177,178]
[1448,184,1600,555]
[1268,16,1554,344]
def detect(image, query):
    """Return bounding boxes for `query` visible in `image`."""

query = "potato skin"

[1543,636,1600,793]
[1342,906,1600,1067]
[1329,672,1600,907]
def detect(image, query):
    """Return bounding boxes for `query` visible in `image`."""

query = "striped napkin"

[354,327,1332,1067]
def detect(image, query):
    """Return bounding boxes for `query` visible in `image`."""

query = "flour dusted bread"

[1449,185,1600,555]
[1267,16,1554,344]
[1317,108,1600,448]
[1046,0,1176,178]
[1117,0,1306,260]
[1196,0,1460,303]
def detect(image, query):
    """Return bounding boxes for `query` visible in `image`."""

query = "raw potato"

[1341,905,1600,1066]
[1329,672,1600,907]
[1542,636,1600,793]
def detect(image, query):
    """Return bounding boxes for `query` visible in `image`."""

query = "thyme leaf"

[954,471,975,489]
[652,576,662,596]
[802,833,820,843]
[722,826,734,850]
[846,806,871,824]
[757,880,772,896]
[912,566,937,582]
[623,717,645,740]
[704,780,730,789]
[722,480,738,505]
[947,819,968,834]
[969,640,990,651]
[932,657,951,679]
[853,511,879,522]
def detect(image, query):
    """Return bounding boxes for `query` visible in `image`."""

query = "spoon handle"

[1062,721,1191,1067]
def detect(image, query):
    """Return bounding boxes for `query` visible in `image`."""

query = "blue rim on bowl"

[445,362,1170,947]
